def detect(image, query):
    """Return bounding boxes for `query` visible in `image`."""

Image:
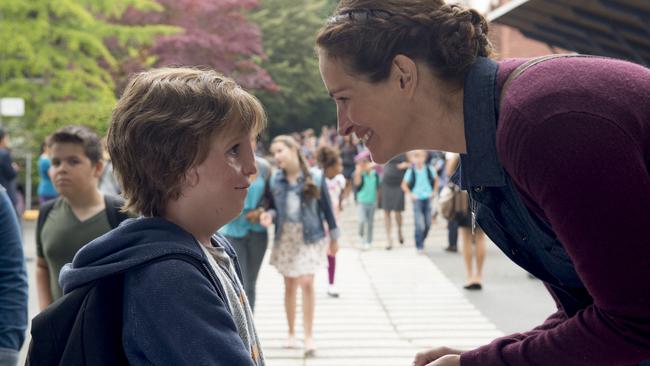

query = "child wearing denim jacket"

[260,135,339,357]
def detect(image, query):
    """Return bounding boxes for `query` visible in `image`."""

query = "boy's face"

[409,150,426,166]
[182,132,257,230]
[49,142,103,197]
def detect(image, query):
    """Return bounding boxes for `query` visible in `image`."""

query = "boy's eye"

[51,160,60,166]
[228,144,240,156]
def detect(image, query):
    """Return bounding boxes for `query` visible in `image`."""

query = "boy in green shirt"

[36,126,129,308]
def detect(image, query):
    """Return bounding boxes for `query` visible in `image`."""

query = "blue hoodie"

[59,217,256,366]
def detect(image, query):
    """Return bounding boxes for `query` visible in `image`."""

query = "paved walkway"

[255,200,503,365]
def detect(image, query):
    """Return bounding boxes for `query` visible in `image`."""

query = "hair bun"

[430,4,492,77]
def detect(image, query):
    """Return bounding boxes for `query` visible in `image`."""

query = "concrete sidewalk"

[255,201,503,366]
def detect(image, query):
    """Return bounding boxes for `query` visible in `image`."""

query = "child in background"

[261,135,339,357]
[401,150,438,253]
[353,150,379,250]
[37,140,58,205]
[316,145,345,298]
[36,126,130,309]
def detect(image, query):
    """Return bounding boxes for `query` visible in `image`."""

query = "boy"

[401,150,438,253]
[58,68,266,365]
[36,126,130,309]
[353,150,379,250]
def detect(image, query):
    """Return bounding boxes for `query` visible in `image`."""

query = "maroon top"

[461,57,650,365]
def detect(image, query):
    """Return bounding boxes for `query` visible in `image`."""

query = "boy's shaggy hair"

[108,67,266,216]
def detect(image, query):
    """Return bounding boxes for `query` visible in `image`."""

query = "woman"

[316,1,650,365]
[379,153,408,250]
[446,153,486,290]
[261,135,339,357]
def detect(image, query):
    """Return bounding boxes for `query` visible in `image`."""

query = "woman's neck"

[409,76,466,154]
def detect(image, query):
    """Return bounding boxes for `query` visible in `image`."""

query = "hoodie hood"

[59,217,234,294]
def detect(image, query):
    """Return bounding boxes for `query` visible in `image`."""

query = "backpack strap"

[103,195,130,229]
[36,198,58,257]
[499,53,592,111]
[407,167,415,190]
[426,165,435,188]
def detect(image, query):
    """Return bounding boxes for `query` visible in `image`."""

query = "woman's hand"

[412,347,462,366]
[328,239,339,256]
[259,212,273,227]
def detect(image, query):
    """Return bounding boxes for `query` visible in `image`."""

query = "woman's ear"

[392,54,418,97]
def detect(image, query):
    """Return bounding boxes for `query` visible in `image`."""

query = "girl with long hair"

[260,135,339,357]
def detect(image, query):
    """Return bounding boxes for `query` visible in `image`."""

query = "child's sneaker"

[327,285,340,298]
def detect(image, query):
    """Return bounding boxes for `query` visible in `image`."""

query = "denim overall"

[459,57,649,365]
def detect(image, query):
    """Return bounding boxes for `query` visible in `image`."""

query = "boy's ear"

[185,167,200,188]
[93,159,105,178]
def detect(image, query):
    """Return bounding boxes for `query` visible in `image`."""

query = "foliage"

[0,0,174,137]
[0,0,173,206]
[117,0,276,93]
[250,0,337,137]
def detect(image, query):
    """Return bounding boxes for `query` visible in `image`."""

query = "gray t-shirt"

[39,199,111,300]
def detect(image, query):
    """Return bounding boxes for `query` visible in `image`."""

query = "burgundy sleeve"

[461,111,650,365]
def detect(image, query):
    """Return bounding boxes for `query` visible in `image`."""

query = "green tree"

[0,0,175,143]
[0,0,174,207]
[251,0,336,137]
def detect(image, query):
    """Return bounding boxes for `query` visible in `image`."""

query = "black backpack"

[27,253,223,366]
[407,165,435,191]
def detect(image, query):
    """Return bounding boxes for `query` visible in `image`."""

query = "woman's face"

[319,53,408,164]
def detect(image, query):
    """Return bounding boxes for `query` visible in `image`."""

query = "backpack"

[36,194,131,251]
[26,253,223,366]
[355,170,379,192]
[407,165,435,191]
